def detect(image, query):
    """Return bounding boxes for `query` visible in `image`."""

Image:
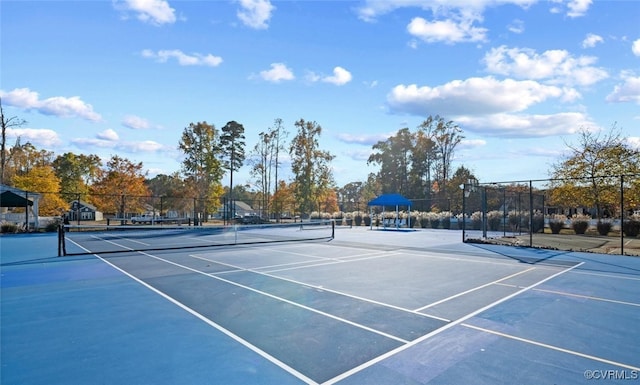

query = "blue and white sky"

[2,0,639,189]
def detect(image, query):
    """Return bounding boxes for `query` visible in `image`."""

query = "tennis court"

[2,225,639,384]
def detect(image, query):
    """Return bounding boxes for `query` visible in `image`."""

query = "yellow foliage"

[13,166,69,215]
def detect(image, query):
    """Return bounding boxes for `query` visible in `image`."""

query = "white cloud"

[356,0,534,22]
[407,16,487,44]
[456,112,595,137]
[364,80,379,88]
[627,137,640,150]
[356,1,538,46]
[549,0,592,17]
[141,49,223,67]
[459,138,487,149]
[507,19,524,34]
[305,71,321,83]
[606,74,640,105]
[237,0,275,29]
[259,63,295,83]
[336,132,391,146]
[483,45,608,86]
[5,128,62,147]
[322,67,353,86]
[632,39,640,56]
[114,0,176,25]
[566,0,592,17]
[582,33,603,48]
[72,137,117,149]
[0,88,101,121]
[120,140,165,152]
[72,131,166,153]
[122,115,150,129]
[97,129,119,141]
[387,77,573,116]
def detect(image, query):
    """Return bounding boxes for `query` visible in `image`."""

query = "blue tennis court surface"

[2,228,639,384]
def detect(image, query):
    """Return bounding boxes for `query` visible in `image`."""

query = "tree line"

[2,96,639,220]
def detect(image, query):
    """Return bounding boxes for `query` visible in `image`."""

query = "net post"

[331,219,335,239]
[57,224,62,256]
[57,224,67,256]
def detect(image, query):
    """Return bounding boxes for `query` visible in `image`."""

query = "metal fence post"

[621,175,624,255]
[461,183,466,242]
[529,180,534,247]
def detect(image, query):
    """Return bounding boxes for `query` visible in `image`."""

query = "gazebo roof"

[0,190,34,207]
[367,194,412,207]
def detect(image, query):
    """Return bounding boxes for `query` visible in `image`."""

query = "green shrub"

[1,222,18,233]
[623,220,640,237]
[548,214,565,234]
[441,214,451,230]
[354,214,362,226]
[487,210,502,231]
[508,211,520,230]
[363,215,371,226]
[571,214,590,235]
[596,221,612,236]
[44,221,60,232]
[532,212,545,233]
[549,221,564,234]
[420,216,429,228]
[471,211,482,230]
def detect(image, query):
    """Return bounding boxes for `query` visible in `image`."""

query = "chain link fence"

[461,174,640,256]
[2,174,639,255]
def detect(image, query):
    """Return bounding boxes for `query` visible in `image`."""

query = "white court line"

[190,253,326,273]
[132,251,410,344]
[495,282,640,308]
[189,241,374,271]
[462,323,640,371]
[190,254,450,323]
[89,234,147,248]
[262,252,403,274]
[399,248,569,269]
[567,269,640,282]
[68,240,318,384]
[322,261,585,385]
[413,267,537,312]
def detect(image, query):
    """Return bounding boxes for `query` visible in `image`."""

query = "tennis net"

[58,220,335,256]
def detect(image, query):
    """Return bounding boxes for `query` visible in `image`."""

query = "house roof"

[72,200,97,210]
[225,201,253,211]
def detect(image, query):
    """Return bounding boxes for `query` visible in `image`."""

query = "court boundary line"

[462,323,640,371]
[413,267,537,312]
[399,248,576,270]
[65,240,318,385]
[495,282,640,308]
[261,251,403,274]
[568,269,640,281]
[190,254,451,323]
[190,249,389,276]
[131,250,411,344]
[322,261,585,385]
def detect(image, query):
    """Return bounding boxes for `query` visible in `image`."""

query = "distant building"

[68,200,103,222]
[217,201,254,219]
